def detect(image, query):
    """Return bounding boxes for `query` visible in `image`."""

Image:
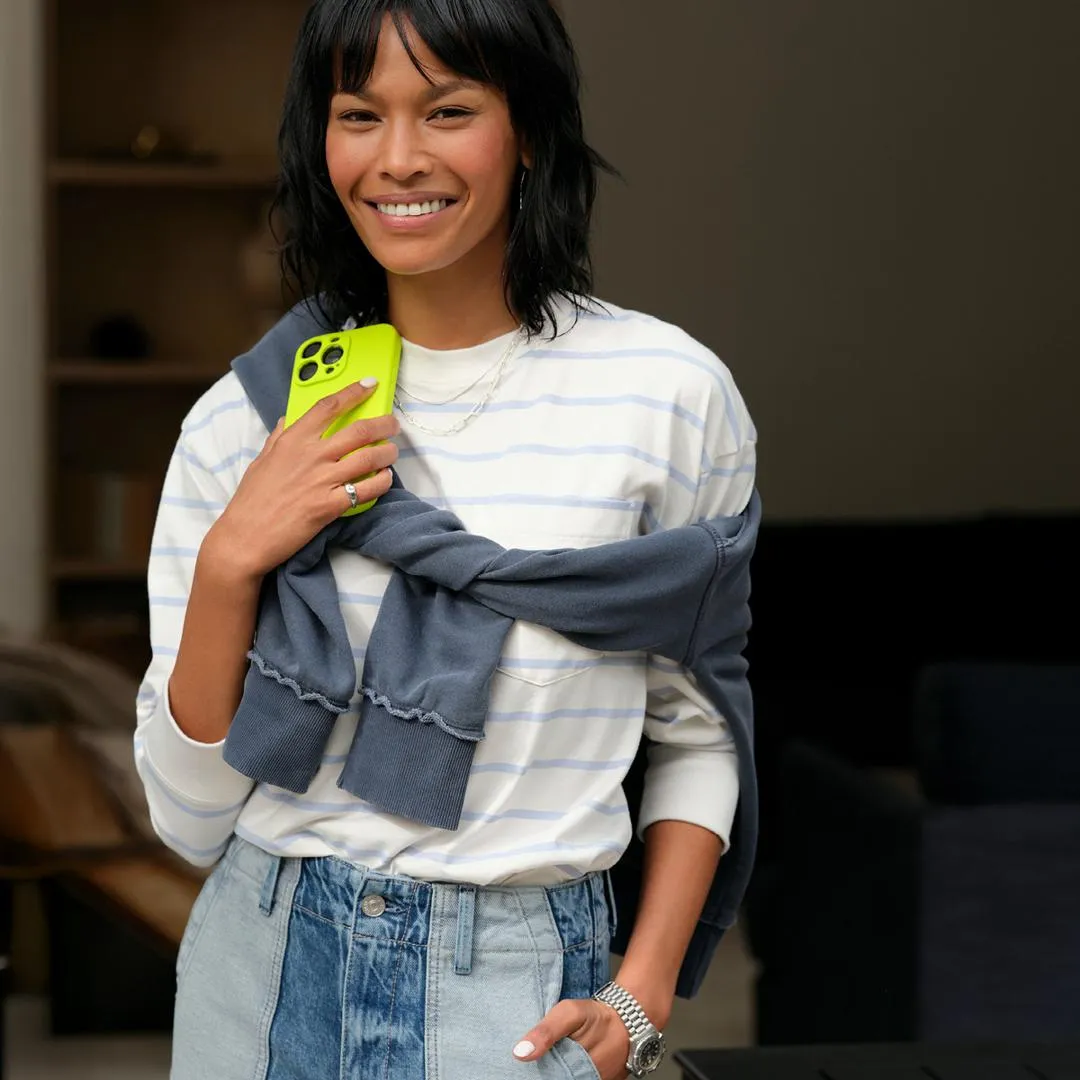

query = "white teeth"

[376,199,449,217]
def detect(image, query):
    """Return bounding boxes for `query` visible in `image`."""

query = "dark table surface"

[675,1043,1080,1079]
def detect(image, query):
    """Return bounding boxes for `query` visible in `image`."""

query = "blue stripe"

[251,796,621,825]
[156,825,231,862]
[182,398,247,434]
[396,393,707,431]
[151,546,200,559]
[338,592,385,606]
[149,595,186,608]
[176,444,259,475]
[461,800,625,824]
[707,462,757,480]
[498,656,638,671]
[141,760,249,819]
[522,347,743,443]
[422,493,642,513]
[471,756,635,776]
[398,443,697,495]
[256,789,379,815]
[486,707,642,724]
[161,495,227,512]
[402,839,626,866]
[152,645,179,658]
[577,309,657,324]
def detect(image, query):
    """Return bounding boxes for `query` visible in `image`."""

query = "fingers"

[339,467,394,514]
[324,411,401,460]
[513,1000,590,1063]
[329,438,399,485]
[293,379,380,436]
[263,416,286,452]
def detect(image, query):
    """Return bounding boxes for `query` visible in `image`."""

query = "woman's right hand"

[202,380,401,582]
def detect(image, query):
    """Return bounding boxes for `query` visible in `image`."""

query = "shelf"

[50,361,227,385]
[48,158,278,189]
[51,559,147,582]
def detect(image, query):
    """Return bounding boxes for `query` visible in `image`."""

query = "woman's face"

[326,16,526,281]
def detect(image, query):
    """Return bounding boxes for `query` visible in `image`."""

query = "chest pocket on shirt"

[492,528,626,689]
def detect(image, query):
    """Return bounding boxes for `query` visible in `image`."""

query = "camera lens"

[302,341,321,359]
[299,361,319,382]
[323,347,345,365]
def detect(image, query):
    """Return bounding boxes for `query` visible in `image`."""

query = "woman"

[135,1,757,1078]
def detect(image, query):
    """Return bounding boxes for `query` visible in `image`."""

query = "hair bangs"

[317,0,513,100]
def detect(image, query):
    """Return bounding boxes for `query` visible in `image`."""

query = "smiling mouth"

[369,198,456,218]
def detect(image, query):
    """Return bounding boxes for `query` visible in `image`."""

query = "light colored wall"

[562,0,1080,520]
[0,0,46,633]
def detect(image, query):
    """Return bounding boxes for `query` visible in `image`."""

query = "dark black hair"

[274,0,614,337]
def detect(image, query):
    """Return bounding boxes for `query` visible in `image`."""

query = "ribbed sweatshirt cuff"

[338,695,479,830]
[223,664,339,794]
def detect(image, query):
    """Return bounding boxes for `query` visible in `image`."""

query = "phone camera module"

[322,347,345,365]
[301,341,322,359]
[298,361,319,382]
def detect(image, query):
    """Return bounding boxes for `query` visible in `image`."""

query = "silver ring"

[343,482,360,510]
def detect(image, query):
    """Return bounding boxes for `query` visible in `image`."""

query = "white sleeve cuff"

[636,742,740,853]
[141,679,254,808]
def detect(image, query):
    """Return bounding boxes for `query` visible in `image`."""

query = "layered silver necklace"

[393,327,526,438]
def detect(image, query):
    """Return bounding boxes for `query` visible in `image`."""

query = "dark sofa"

[741,506,1080,1045]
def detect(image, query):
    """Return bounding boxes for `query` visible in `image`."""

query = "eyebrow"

[345,78,483,105]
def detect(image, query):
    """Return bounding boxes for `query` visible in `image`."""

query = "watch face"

[635,1035,666,1073]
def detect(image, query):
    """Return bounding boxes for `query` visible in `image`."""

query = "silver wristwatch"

[592,981,667,1076]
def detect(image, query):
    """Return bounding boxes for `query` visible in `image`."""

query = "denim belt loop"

[259,853,284,916]
[454,886,477,975]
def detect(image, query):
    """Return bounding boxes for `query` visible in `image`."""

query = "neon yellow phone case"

[284,324,402,515]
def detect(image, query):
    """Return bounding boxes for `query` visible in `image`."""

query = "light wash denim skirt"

[171,836,612,1079]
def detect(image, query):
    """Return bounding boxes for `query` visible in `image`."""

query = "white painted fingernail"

[513,1040,536,1059]
[359,377,378,388]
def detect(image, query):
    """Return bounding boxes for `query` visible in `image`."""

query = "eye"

[430,106,473,121]
[340,110,379,124]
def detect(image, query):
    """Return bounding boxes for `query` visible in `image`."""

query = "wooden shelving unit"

[43,0,308,676]
[47,158,279,189]
[49,362,228,386]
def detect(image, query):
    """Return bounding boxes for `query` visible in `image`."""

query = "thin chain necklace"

[394,328,525,437]
[395,346,507,406]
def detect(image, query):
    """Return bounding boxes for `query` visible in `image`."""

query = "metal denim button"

[361,894,386,918]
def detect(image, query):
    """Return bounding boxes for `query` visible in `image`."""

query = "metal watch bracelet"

[592,981,666,1075]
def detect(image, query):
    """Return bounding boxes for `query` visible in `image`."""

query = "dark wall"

[563,0,1080,520]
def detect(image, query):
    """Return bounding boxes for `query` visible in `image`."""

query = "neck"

[386,236,521,350]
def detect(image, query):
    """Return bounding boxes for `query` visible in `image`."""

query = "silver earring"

[518,169,528,212]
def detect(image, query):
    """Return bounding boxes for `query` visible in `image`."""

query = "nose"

[377,117,432,183]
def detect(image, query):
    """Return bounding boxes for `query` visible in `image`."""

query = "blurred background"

[0,1,1078,1077]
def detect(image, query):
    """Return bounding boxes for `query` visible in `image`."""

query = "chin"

[367,246,463,279]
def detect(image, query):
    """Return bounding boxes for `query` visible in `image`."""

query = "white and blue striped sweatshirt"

[135,296,757,885]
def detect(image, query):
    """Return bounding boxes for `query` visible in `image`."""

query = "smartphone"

[284,323,402,515]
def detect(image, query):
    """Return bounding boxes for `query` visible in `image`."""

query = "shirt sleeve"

[638,353,757,851]
[134,376,263,867]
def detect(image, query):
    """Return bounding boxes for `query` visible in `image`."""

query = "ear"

[520,142,535,171]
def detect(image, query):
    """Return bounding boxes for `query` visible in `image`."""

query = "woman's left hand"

[513,995,662,1080]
